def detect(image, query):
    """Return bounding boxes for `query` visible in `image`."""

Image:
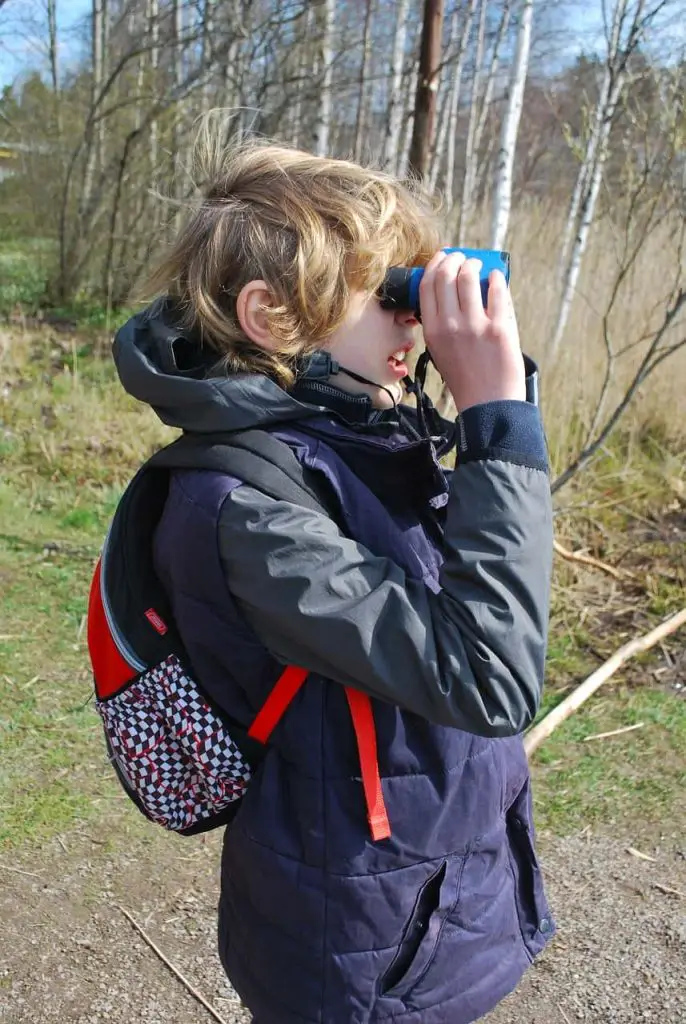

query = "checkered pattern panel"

[96,654,253,831]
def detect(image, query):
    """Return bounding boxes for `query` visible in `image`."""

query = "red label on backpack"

[145,608,168,635]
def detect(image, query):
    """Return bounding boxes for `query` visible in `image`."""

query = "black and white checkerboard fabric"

[96,654,252,831]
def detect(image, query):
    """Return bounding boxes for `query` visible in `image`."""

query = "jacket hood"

[113,298,327,434]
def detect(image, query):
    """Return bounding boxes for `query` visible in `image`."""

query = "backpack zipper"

[99,527,147,674]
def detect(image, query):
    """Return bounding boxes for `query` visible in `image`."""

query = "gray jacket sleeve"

[217,435,553,738]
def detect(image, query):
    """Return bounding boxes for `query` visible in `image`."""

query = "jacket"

[114,300,555,1023]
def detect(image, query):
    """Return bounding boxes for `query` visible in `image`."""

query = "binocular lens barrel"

[378,247,510,319]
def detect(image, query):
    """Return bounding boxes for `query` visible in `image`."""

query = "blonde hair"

[146,113,442,388]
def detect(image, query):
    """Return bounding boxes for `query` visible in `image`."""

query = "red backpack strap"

[248,669,391,842]
[345,687,391,842]
[248,666,309,743]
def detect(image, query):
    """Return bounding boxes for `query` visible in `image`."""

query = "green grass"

[0,238,52,313]
[0,236,135,328]
[0,325,684,849]
[531,687,686,835]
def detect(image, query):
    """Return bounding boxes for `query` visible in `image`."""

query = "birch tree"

[458,0,511,242]
[549,0,668,356]
[353,0,375,162]
[381,0,411,172]
[312,0,335,157]
[430,0,477,197]
[551,66,686,492]
[490,0,534,249]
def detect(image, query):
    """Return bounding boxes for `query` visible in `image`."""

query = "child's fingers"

[418,250,450,326]
[433,250,466,325]
[486,269,512,322]
[456,258,486,324]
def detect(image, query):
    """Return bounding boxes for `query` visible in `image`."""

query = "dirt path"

[1,829,684,1024]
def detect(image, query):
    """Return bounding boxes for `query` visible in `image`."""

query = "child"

[113,126,554,1024]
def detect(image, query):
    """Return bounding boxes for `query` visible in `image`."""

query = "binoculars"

[378,248,511,319]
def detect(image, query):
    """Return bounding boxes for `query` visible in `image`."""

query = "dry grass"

[456,203,686,476]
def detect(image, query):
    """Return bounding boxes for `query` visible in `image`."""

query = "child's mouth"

[387,350,409,377]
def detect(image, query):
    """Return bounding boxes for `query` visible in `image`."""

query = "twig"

[116,905,229,1024]
[553,539,636,580]
[557,1004,573,1024]
[525,608,686,756]
[583,722,645,742]
[0,863,43,879]
[653,882,685,898]
[627,846,657,863]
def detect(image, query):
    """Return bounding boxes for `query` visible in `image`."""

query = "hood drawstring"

[296,348,453,450]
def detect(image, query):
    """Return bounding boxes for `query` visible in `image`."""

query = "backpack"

[87,430,390,840]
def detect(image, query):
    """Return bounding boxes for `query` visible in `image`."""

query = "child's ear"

[236,280,279,351]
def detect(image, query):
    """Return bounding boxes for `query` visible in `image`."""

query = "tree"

[408,0,444,179]
[549,0,670,357]
[490,0,534,249]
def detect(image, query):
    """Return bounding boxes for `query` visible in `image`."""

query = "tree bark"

[408,0,445,179]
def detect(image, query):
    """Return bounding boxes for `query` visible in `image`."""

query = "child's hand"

[418,250,525,413]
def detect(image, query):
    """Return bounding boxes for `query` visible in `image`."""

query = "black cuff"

[457,400,548,471]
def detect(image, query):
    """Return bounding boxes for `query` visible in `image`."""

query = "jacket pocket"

[379,860,448,999]
[507,779,553,952]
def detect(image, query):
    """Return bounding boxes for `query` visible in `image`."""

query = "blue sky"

[1,0,91,89]
[1,0,682,93]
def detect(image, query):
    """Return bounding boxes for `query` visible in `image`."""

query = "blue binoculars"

[378,247,511,319]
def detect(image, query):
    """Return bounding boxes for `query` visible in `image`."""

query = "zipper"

[99,527,147,674]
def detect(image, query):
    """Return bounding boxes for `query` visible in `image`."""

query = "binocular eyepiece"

[377,247,510,320]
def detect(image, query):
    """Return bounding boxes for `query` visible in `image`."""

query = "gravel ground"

[1,829,684,1024]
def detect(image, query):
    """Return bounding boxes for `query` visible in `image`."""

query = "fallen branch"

[525,608,686,756]
[116,905,229,1024]
[583,722,645,742]
[653,882,685,899]
[553,539,636,580]
[627,846,656,863]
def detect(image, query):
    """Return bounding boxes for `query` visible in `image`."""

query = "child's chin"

[373,383,403,409]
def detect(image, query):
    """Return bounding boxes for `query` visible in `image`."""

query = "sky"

[0,0,91,90]
[0,0,683,94]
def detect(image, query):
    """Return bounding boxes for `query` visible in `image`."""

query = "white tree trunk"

[312,0,335,156]
[149,0,159,174]
[287,6,314,147]
[432,0,475,192]
[443,0,478,205]
[491,0,534,249]
[457,0,487,243]
[173,0,185,229]
[98,0,108,168]
[354,0,375,162]
[381,0,411,172]
[550,0,647,356]
[398,60,419,176]
[557,0,626,279]
[201,0,214,112]
[46,0,59,94]
[46,0,61,135]
[81,0,103,214]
